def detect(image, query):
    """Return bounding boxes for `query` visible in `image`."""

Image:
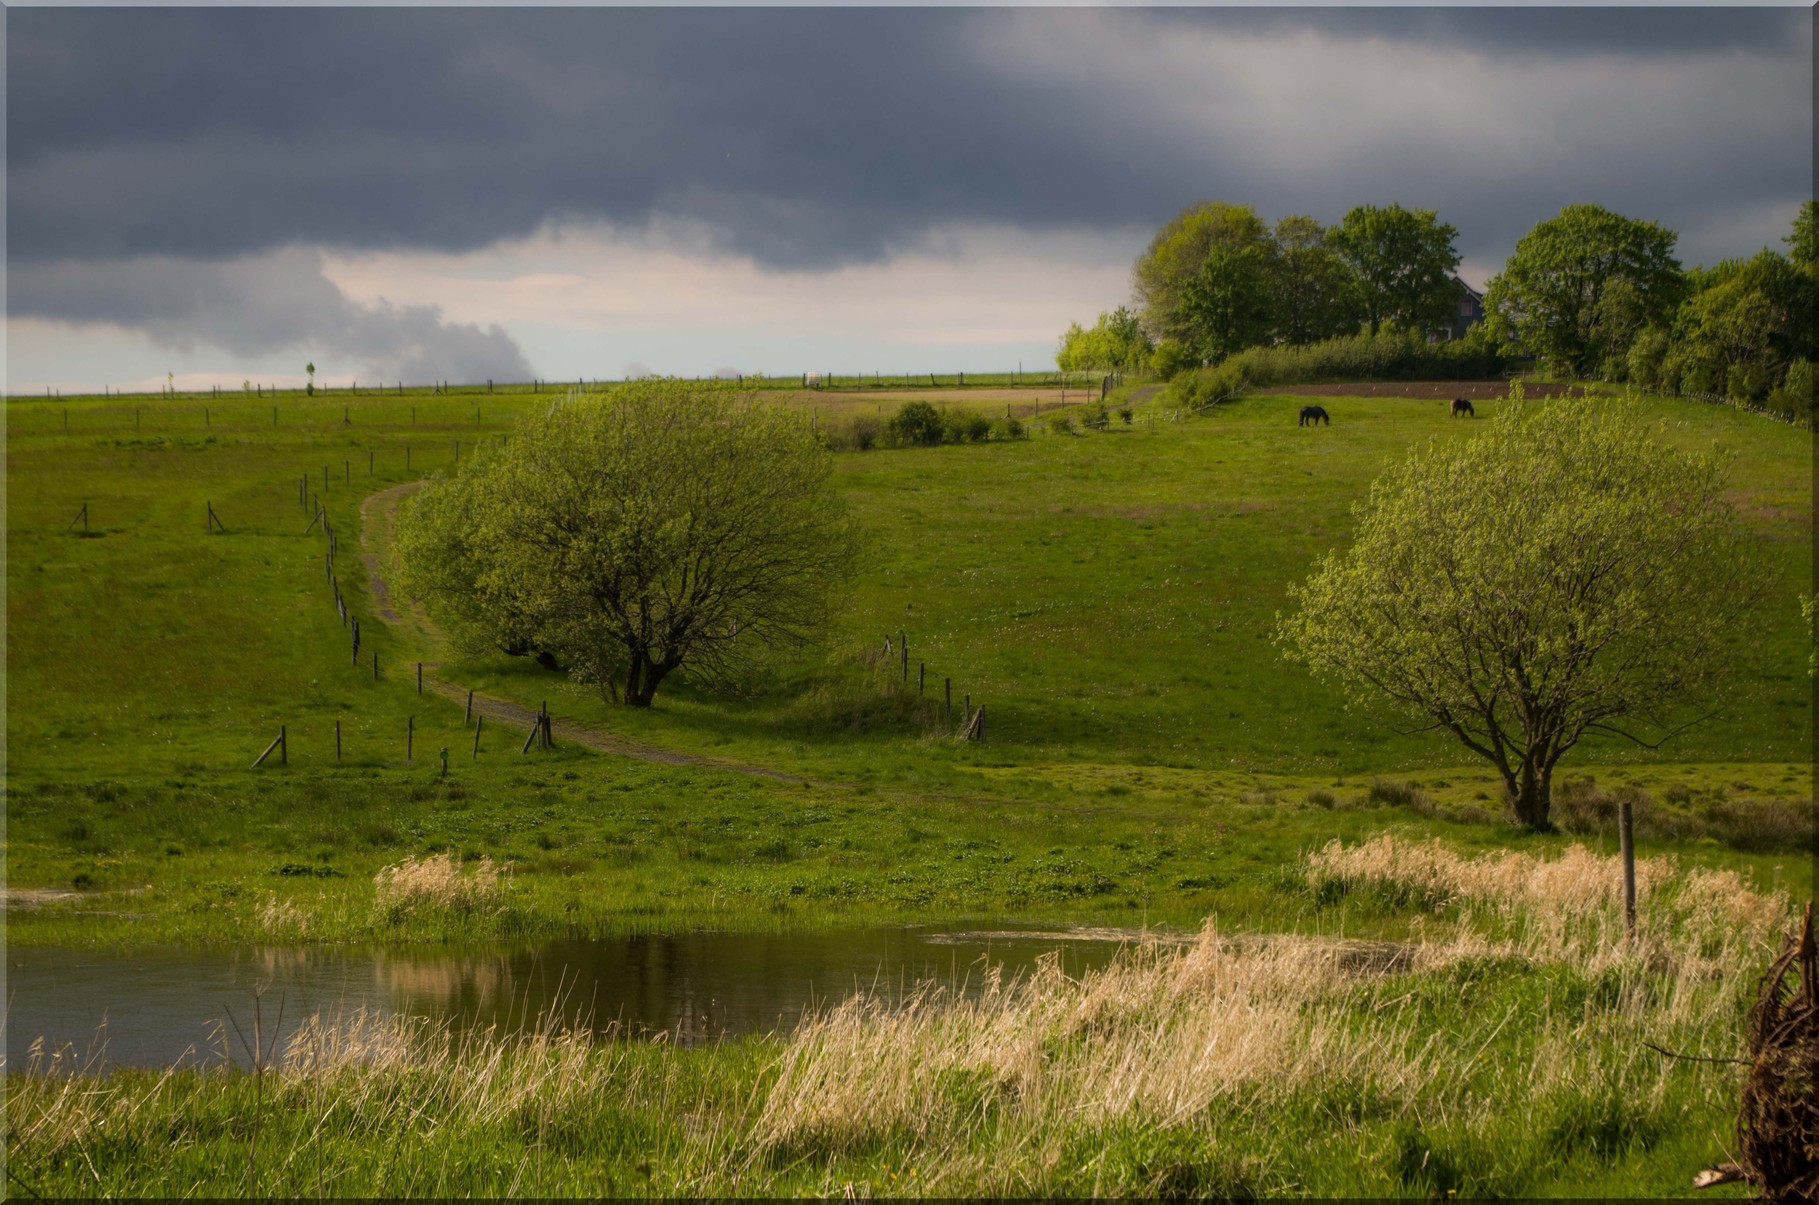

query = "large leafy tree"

[1666,250,1816,399]
[1328,203,1462,336]
[1277,398,1754,831]
[1483,203,1684,375]
[1177,243,1276,363]
[1269,214,1363,345]
[395,382,859,707]
[1132,201,1272,345]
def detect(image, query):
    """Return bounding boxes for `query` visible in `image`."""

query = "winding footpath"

[356,481,813,784]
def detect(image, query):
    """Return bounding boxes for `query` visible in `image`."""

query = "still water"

[7,928,1133,1070]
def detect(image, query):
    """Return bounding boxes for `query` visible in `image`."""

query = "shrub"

[1765,358,1814,425]
[1150,339,1193,380]
[886,401,945,447]
[1046,413,1075,436]
[943,411,992,443]
[848,414,881,450]
[995,416,1026,441]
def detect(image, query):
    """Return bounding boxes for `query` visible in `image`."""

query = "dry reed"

[372,853,502,920]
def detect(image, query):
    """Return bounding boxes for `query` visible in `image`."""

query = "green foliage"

[1786,199,1818,268]
[1270,214,1364,344]
[1278,398,1756,830]
[1168,330,1505,405]
[1131,201,1273,346]
[1663,250,1816,408]
[1148,338,1193,380]
[1328,203,1462,336]
[395,382,859,706]
[1767,358,1815,425]
[1483,204,1684,376]
[1178,243,1276,362]
[886,400,946,447]
[1056,306,1153,372]
[941,410,993,444]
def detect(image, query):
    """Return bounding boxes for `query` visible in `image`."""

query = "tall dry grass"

[746,836,1793,1193]
[372,853,502,921]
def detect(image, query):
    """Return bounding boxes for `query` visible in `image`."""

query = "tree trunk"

[621,650,675,708]
[1507,758,1555,831]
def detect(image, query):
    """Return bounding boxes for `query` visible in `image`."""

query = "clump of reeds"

[372,853,502,921]
[258,894,309,936]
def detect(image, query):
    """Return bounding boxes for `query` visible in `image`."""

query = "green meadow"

[4,380,1812,1196]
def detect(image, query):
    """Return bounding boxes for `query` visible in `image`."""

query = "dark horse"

[1451,398,1475,418]
[1298,405,1330,427]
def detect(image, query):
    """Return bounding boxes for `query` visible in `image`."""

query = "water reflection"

[7,928,1130,1070]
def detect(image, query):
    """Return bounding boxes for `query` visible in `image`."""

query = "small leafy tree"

[305,361,317,397]
[1277,398,1755,830]
[395,382,859,707]
[885,400,945,447]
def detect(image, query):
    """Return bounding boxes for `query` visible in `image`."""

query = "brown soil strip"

[1263,380,1586,400]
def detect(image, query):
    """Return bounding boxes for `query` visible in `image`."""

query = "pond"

[6,927,1143,1071]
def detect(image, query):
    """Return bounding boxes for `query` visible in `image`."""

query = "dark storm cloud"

[13,249,533,383]
[9,6,1812,283]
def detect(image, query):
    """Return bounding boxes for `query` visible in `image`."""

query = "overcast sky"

[7,6,1813,393]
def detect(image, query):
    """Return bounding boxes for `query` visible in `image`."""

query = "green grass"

[4,385,1811,948]
[5,381,1808,1197]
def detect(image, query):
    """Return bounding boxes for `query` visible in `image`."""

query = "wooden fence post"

[465,689,474,726]
[252,726,287,769]
[417,663,423,695]
[900,633,908,682]
[472,715,483,759]
[335,720,342,761]
[372,649,378,681]
[1620,796,1637,939]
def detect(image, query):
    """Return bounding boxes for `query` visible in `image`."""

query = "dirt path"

[359,481,430,626]
[358,480,814,784]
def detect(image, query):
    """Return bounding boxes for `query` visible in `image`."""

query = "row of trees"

[1061,202,1466,373]
[1480,201,1815,419]
[1064,196,1816,421]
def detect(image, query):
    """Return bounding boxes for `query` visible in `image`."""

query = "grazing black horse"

[1451,398,1475,418]
[1298,405,1330,427]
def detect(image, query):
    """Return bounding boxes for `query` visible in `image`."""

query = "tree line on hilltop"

[1060,199,1817,423]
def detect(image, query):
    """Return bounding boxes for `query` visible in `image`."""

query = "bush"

[885,401,945,447]
[995,416,1026,441]
[1150,339,1193,380]
[1765,359,1814,425]
[1046,413,1075,436]
[1170,360,1248,409]
[943,411,992,443]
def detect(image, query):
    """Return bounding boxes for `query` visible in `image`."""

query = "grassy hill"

[4,382,1810,947]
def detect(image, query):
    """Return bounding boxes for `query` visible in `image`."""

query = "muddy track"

[358,480,815,785]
